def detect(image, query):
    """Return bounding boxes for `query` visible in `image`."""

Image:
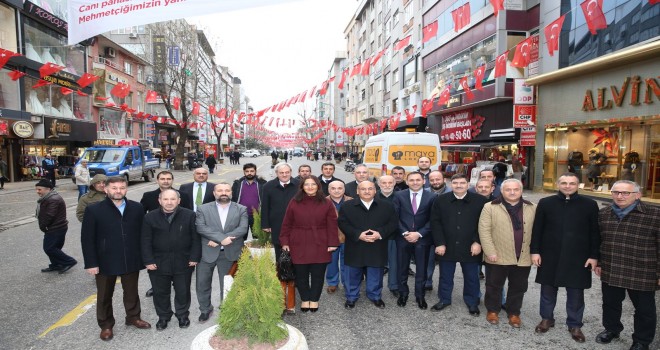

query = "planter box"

[190,324,308,350]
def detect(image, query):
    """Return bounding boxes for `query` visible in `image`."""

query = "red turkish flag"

[388,115,401,130]
[474,65,486,90]
[421,99,434,117]
[338,69,349,90]
[39,62,65,78]
[32,79,52,88]
[76,73,99,88]
[209,105,216,116]
[393,35,411,51]
[8,70,26,81]
[544,15,566,56]
[0,49,20,70]
[350,62,361,77]
[495,51,508,78]
[76,90,88,96]
[511,37,533,68]
[308,86,317,98]
[490,0,505,17]
[172,97,181,110]
[460,77,474,100]
[651,0,660,4]
[60,87,73,95]
[190,101,199,115]
[361,57,372,76]
[438,86,451,105]
[145,90,158,103]
[110,82,130,98]
[451,3,471,32]
[371,49,386,66]
[580,0,607,35]
[422,21,438,43]
[299,90,308,103]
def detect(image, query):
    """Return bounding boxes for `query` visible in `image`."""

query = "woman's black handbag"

[277,250,296,281]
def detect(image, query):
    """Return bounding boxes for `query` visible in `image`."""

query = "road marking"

[39,294,97,338]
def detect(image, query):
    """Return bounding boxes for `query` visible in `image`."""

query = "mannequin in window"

[622,150,640,181]
[28,90,45,114]
[25,40,42,62]
[53,51,66,68]
[73,101,84,119]
[567,149,584,180]
[587,147,607,187]
[59,97,73,118]
[41,47,56,64]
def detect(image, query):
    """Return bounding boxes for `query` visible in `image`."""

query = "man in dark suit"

[141,189,201,330]
[393,172,435,309]
[260,163,299,263]
[81,176,151,341]
[179,168,216,212]
[338,180,398,309]
[195,183,248,322]
[140,171,190,213]
[319,162,343,195]
[345,164,376,198]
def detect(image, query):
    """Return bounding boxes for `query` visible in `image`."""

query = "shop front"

[0,119,35,181]
[527,41,659,199]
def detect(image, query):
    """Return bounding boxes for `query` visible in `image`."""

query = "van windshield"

[83,150,125,163]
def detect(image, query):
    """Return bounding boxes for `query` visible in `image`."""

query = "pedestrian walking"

[75,159,91,200]
[42,154,57,186]
[205,154,217,174]
[0,155,8,189]
[35,179,77,274]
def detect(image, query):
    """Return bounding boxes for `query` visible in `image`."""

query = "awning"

[441,141,518,151]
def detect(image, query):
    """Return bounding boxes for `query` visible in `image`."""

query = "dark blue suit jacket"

[392,189,435,245]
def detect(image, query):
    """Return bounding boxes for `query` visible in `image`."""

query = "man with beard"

[295,164,312,181]
[195,183,248,322]
[475,179,496,201]
[319,162,343,196]
[417,157,432,189]
[82,177,151,341]
[231,163,267,240]
[469,169,501,198]
[377,175,398,297]
[141,189,200,330]
[392,166,408,192]
[424,170,451,292]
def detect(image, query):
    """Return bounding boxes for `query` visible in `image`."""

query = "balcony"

[96,56,119,70]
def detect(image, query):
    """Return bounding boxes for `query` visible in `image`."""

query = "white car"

[241,150,260,158]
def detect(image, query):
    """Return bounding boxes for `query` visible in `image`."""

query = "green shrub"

[217,245,287,345]
[250,209,271,247]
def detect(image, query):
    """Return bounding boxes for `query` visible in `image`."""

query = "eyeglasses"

[611,191,638,197]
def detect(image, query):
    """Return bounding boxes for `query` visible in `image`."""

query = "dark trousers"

[274,244,283,265]
[148,269,193,320]
[244,215,254,241]
[439,261,480,306]
[294,263,326,302]
[345,265,384,302]
[601,281,657,345]
[484,264,531,315]
[95,271,141,329]
[196,250,233,313]
[397,240,429,298]
[42,228,77,269]
[45,169,56,186]
[540,284,585,328]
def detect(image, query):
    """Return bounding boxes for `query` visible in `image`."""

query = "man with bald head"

[142,189,200,330]
[325,180,352,293]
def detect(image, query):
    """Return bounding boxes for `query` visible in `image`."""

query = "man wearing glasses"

[595,181,659,350]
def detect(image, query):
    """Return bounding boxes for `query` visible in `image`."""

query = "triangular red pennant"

[76,73,99,88]
[490,0,505,17]
[0,48,21,71]
[8,70,26,81]
[32,79,52,89]
[39,62,65,78]
[422,21,438,43]
[544,15,566,56]
[60,87,73,95]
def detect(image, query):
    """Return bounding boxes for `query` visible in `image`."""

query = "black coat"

[318,176,343,196]
[260,178,300,245]
[338,198,398,267]
[179,182,216,210]
[140,188,191,213]
[345,180,379,198]
[430,191,488,263]
[141,207,201,275]
[531,192,600,289]
[81,198,145,275]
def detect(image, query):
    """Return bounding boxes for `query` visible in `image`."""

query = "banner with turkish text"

[440,110,473,142]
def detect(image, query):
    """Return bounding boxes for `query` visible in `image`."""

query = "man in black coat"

[140,171,190,213]
[531,173,600,342]
[260,163,299,263]
[35,179,77,273]
[179,168,216,212]
[318,162,343,195]
[81,177,151,341]
[430,174,488,316]
[231,163,267,240]
[345,164,377,198]
[141,189,201,331]
[338,180,398,309]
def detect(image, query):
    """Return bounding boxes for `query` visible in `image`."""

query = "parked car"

[241,150,260,158]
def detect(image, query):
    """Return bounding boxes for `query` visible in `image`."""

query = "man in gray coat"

[195,182,248,323]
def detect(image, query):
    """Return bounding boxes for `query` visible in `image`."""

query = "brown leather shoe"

[508,315,522,328]
[100,328,113,341]
[327,286,337,294]
[486,311,499,325]
[125,319,151,329]
[569,327,585,343]
[535,319,555,333]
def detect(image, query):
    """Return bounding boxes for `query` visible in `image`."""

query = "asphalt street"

[0,155,657,350]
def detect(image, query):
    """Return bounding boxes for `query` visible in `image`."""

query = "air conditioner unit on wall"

[410,84,420,93]
[105,47,116,58]
[129,32,138,39]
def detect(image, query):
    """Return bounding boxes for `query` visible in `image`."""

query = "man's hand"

[263,228,272,233]
[470,242,482,256]
[188,262,198,267]
[531,254,542,267]
[207,240,219,248]
[282,245,290,251]
[584,258,598,271]
[86,267,99,275]
[359,230,374,242]
[487,255,497,263]
[220,236,236,246]
[146,264,157,270]
[405,232,420,243]
[594,266,601,277]
[435,245,446,256]
[327,247,337,252]
[368,230,382,240]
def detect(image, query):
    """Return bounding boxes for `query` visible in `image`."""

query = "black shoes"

[146,288,154,297]
[468,305,480,316]
[156,319,169,331]
[416,298,428,310]
[397,295,408,307]
[178,317,190,328]
[629,342,649,350]
[198,311,212,322]
[41,266,61,272]
[595,330,620,344]
[390,290,400,298]
[424,285,433,291]
[430,302,451,311]
[371,299,385,308]
[383,267,389,275]
[58,262,77,274]
[344,300,356,309]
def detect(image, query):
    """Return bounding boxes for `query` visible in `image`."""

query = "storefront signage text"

[24,1,68,33]
[12,121,35,138]
[441,110,473,142]
[582,76,660,111]
[43,75,81,90]
[94,139,115,146]
[519,126,536,147]
[513,105,537,128]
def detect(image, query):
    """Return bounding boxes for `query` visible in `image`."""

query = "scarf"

[612,200,639,220]
[503,199,523,230]
[35,190,58,217]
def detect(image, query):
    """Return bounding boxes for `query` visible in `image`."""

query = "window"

[393,9,399,25]
[24,76,91,120]
[403,59,416,87]
[384,73,390,92]
[385,18,391,38]
[393,69,399,86]
[0,68,20,110]
[361,89,366,101]
[392,98,399,113]
[23,18,86,76]
[137,66,144,83]
[124,61,132,75]
[0,4,17,52]
[404,2,413,22]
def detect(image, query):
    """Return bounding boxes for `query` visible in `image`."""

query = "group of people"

[31,154,658,349]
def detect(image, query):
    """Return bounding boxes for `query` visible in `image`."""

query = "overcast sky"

[191,0,356,115]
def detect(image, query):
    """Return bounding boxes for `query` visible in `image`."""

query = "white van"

[362,132,441,179]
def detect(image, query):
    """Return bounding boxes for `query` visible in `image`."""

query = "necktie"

[412,192,418,214]
[196,183,203,207]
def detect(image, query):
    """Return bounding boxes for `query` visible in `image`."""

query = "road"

[0,156,657,350]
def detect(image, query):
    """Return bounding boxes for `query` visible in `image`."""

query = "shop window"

[23,18,85,76]
[29,1,68,23]
[99,109,127,138]
[0,4,17,51]
[0,68,20,110]
[24,76,91,120]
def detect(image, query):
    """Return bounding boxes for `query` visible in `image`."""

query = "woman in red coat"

[281,176,340,312]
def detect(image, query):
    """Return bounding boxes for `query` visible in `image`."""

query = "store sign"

[43,71,83,90]
[514,105,537,128]
[336,133,344,146]
[12,121,35,138]
[24,1,68,34]
[364,146,382,163]
[388,145,438,166]
[44,117,96,141]
[504,0,524,10]
[94,139,115,146]
[440,110,473,142]
[514,79,535,105]
[582,75,660,111]
[446,95,462,108]
[520,126,536,146]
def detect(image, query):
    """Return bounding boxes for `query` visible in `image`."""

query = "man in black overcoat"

[140,171,190,214]
[260,163,299,263]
